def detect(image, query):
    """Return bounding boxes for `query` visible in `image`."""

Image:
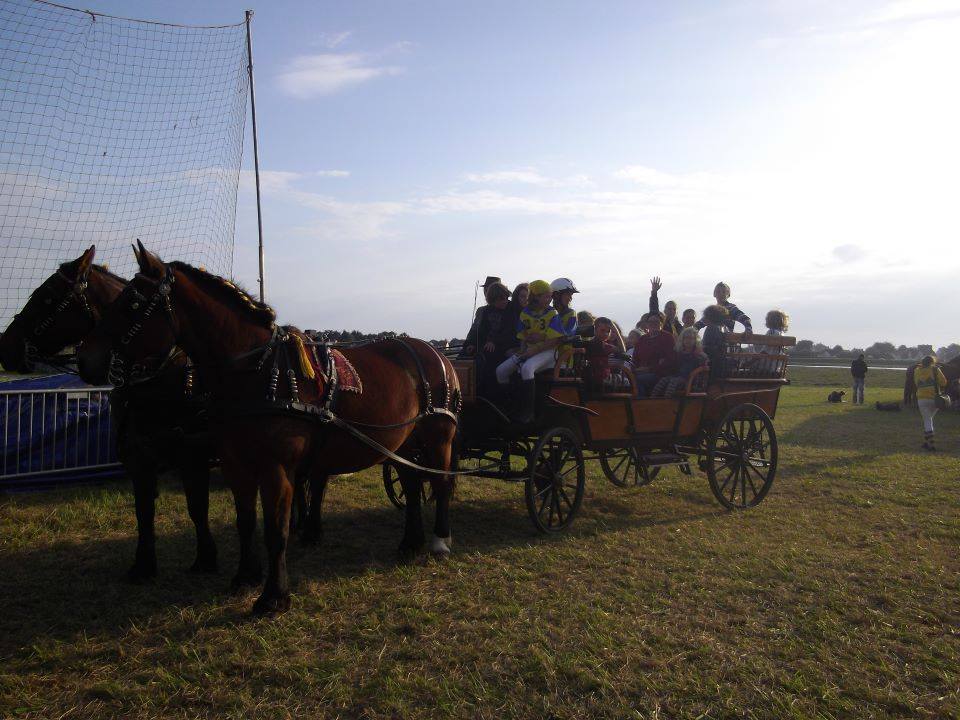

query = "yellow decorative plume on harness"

[290,333,316,380]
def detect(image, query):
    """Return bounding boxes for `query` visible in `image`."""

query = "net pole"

[245,9,266,302]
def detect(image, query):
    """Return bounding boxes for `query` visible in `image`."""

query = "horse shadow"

[0,473,721,654]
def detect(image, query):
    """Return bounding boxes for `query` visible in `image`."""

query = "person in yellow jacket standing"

[913,355,948,451]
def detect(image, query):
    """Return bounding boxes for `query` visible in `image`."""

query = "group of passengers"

[461,274,789,422]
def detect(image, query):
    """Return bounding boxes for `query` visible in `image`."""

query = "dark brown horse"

[903,356,960,405]
[0,246,218,580]
[78,242,459,614]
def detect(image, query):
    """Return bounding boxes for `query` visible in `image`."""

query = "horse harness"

[9,268,98,370]
[224,324,460,427]
[101,265,189,388]
[114,264,464,477]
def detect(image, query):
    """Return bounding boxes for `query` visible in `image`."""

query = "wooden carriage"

[383,333,795,532]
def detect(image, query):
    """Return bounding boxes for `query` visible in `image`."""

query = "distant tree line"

[789,341,960,362]
[307,329,408,342]
[306,329,465,348]
[309,328,958,363]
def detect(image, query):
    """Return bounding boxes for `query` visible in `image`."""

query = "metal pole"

[245,10,266,302]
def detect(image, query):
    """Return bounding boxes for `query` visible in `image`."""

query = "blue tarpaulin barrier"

[0,374,120,489]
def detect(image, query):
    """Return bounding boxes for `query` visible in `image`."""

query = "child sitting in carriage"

[583,317,633,392]
[651,327,708,397]
[701,304,729,379]
[754,309,789,376]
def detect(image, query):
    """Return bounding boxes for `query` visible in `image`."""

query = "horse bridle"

[9,269,97,368]
[104,265,182,387]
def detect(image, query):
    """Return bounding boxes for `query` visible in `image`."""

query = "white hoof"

[429,534,452,557]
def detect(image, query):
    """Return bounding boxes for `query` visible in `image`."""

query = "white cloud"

[277,52,405,99]
[317,31,353,49]
[464,168,591,187]
[614,165,681,187]
[315,169,350,178]
[868,0,960,25]
[832,243,867,262]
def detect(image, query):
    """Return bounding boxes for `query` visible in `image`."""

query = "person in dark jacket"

[851,354,868,405]
[696,282,752,334]
[649,276,683,337]
[701,304,730,379]
[471,282,514,397]
[460,276,503,357]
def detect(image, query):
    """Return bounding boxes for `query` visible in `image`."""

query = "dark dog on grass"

[827,390,846,403]
[875,401,901,411]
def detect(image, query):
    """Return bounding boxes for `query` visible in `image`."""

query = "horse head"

[0,245,123,373]
[78,240,275,386]
[78,241,181,386]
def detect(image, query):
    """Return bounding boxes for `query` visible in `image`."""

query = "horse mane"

[91,264,127,285]
[55,260,126,285]
[169,261,277,326]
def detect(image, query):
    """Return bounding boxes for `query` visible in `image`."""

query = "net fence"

[0,0,250,329]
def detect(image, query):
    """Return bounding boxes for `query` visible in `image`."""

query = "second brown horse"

[78,242,459,614]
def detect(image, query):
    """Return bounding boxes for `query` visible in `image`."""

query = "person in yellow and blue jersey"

[549,277,580,376]
[495,279,562,422]
[913,355,948,451]
[549,277,579,339]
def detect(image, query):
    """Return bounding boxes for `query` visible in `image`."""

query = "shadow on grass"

[780,403,959,454]
[0,477,723,655]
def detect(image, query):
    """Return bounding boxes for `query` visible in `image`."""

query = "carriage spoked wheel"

[382,462,435,509]
[706,403,778,510]
[525,427,586,533]
[598,447,661,488]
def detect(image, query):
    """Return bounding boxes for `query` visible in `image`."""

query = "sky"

[27,0,960,347]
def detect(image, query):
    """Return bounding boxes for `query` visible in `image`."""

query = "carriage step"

[639,453,687,467]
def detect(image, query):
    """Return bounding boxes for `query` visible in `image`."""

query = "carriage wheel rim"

[707,404,777,509]
[527,428,584,532]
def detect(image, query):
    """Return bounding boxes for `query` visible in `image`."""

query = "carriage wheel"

[706,403,777,510]
[598,448,660,488]
[525,427,585,533]
[382,462,434,509]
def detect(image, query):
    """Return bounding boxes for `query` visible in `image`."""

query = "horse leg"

[290,473,307,534]
[228,466,263,593]
[180,447,217,573]
[127,459,159,582]
[429,478,453,558]
[300,472,329,545]
[397,467,425,562]
[425,421,456,558]
[253,464,294,615]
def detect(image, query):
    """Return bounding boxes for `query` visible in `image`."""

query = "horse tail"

[904,363,917,405]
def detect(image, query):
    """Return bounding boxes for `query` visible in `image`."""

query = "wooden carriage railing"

[719,333,796,380]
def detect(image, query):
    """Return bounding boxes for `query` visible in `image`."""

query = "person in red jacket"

[631,312,676,396]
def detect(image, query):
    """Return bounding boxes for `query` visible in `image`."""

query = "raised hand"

[650,276,662,292]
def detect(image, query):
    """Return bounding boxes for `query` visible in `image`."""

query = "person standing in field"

[850,353,868,405]
[914,355,948,451]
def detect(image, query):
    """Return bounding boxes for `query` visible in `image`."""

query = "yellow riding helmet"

[528,279,551,296]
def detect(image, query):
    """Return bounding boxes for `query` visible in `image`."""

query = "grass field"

[1,368,958,719]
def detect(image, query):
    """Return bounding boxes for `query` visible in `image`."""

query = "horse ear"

[75,245,96,278]
[134,239,164,278]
